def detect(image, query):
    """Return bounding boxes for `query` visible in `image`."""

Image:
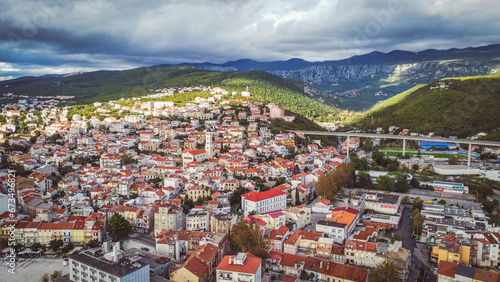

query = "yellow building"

[0,221,15,239]
[316,237,334,258]
[431,242,470,266]
[170,255,208,282]
[71,221,86,244]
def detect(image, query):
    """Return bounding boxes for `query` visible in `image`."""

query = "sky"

[1,0,499,80]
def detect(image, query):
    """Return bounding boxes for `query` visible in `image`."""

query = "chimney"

[320,261,323,268]
[113,245,118,262]
[327,262,330,270]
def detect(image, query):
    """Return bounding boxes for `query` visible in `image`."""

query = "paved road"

[396,205,436,282]
[129,232,156,247]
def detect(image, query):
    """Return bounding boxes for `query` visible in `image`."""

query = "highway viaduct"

[289,130,500,167]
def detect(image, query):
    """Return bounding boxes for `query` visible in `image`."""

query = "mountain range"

[167,44,500,110]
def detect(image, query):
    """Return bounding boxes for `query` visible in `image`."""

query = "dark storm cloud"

[1,0,500,78]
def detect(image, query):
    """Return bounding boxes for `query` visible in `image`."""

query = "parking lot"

[0,258,68,282]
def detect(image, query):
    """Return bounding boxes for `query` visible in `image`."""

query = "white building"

[100,153,122,171]
[118,178,132,196]
[431,181,469,194]
[481,170,500,181]
[433,165,481,176]
[69,244,150,282]
[362,192,401,214]
[181,149,206,167]
[316,220,348,244]
[186,209,210,231]
[241,189,287,216]
[154,204,183,236]
[216,252,262,282]
[205,131,213,159]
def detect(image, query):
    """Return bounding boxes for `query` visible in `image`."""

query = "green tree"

[49,239,63,252]
[355,171,373,189]
[376,171,409,192]
[50,271,62,281]
[372,149,385,166]
[121,153,134,165]
[14,243,25,253]
[412,209,424,235]
[300,270,309,280]
[182,195,195,214]
[402,196,411,205]
[413,197,423,211]
[316,164,355,201]
[83,239,100,250]
[370,259,399,282]
[350,156,369,171]
[448,155,460,165]
[61,246,70,253]
[438,199,446,205]
[410,176,420,188]
[387,163,398,171]
[361,139,373,151]
[231,221,269,258]
[295,187,301,206]
[109,212,131,241]
[39,274,50,282]
[30,242,44,252]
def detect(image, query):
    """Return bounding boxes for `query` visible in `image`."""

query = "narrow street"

[397,205,436,282]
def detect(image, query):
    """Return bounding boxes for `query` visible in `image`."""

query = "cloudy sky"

[1,0,499,80]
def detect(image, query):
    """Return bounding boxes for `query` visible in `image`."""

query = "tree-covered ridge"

[159,69,338,119]
[348,75,500,139]
[0,66,337,120]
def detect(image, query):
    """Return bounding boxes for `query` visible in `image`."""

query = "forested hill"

[0,66,337,120]
[347,76,500,139]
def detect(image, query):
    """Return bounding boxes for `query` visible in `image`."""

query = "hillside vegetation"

[0,66,336,120]
[348,76,500,139]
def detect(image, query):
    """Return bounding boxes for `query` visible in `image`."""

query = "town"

[0,85,499,282]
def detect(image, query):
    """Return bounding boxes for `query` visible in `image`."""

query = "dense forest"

[348,76,500,139]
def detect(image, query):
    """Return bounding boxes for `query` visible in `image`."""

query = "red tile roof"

[437,261,457,278]
[216,253,262,274]
[242,189,286,202]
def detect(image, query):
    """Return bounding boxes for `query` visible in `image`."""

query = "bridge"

[288,130,500,167]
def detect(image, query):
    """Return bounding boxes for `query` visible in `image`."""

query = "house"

[186,185,211,201]
[216,252,263,282]
[431,238,471,267]
[99,153,122,171]
[210,213,238,235]
[186,210,210,231]
[154,204,183,236]
[344,239,378,267]
[241,189,287,216]
[316,220,347,245]
[269,226,291,252]
[312,198,332,214]
[284,206,311,230]
[323,207,360,242]
[182,149,206,167]
[276,252,307,277]
[170,255,209,282]
[316,237,335,259]
[304,257,368,282]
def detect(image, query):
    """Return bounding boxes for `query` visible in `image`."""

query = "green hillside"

[348,76,500,139]
[0,66,336,119]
